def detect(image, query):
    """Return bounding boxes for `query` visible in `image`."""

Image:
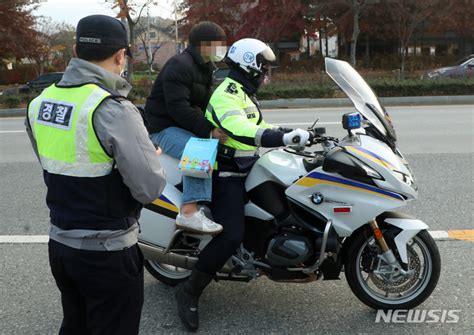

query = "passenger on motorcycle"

[174,38,311,331]
[144,21,228,235]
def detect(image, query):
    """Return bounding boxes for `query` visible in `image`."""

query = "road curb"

[0,108,27,118]
[1,95,473,118]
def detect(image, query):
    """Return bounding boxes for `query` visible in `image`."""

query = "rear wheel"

[345,229,441,310]
[144,260,191,286]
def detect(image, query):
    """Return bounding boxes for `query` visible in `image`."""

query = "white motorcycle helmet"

[226,38,276,77]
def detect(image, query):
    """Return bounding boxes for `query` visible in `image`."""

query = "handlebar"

[292,131,316,145]
[284,128,338,157]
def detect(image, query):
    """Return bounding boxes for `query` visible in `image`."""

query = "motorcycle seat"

[158,154,183,187]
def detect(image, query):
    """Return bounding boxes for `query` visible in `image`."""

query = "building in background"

[134,17,178,70]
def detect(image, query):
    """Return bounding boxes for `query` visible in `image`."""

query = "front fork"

[368,219,411,277]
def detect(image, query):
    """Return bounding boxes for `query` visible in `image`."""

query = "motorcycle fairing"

[343,136,417,199]
[345,146,398,170]
[140,183,181,247]
[295,171,405,201]
[246,149,307,191]
[286,167,406,237]
[146,194,179,216]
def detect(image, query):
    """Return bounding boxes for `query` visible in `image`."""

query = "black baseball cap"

[76,15,132,57]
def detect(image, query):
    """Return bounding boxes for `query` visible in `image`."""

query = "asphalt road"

[0,105,473,334]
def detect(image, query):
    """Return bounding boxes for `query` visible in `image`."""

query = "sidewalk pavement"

[1,95,473,118]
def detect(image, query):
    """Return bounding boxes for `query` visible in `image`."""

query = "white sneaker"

[176,208,223,234]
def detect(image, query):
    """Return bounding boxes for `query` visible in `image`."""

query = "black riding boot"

[175,268,213,332]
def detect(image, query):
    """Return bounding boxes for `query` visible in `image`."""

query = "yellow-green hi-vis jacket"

[28,83,113,177]
[205,77,274,152]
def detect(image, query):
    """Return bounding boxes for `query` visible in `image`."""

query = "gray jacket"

[26,58,166,250]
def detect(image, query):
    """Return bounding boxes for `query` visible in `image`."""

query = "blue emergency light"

[342,112,361,130]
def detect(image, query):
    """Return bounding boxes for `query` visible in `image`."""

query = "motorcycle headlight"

[393,170,416,188]
[360,162,383,180]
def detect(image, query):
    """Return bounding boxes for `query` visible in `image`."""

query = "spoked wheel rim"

[355,235,433,305]
[147,261,191,280]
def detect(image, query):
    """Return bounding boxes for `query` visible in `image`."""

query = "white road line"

[0,235,49,243]
[428,230,450,240]
[0,231,456,244]
[0,130,25,134]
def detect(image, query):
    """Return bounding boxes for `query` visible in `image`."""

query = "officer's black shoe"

[175,268,213,332]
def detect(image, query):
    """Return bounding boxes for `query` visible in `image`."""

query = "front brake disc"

[368,244,421,293]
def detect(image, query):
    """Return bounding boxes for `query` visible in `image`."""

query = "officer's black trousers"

[196,176,246,274]
[48,240,144,335]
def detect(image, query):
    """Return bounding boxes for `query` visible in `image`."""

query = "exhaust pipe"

[138,241,198,270]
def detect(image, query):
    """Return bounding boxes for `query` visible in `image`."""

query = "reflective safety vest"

[205,77,273,151]
[28,83,113,177]
[27,83,141,231]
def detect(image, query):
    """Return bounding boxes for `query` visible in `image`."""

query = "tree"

[28,16,55,76]
[302,1,340,57]
[178,0,243,40]
[0,0,39,61]
[432,0,474,55]
[181,0,307,43]
[106,0,157,81]
[49,22,76,70]
[25,18,74,76]
[236,0,304,43]
[309,0,379,67]
[384,0,444,77]
[136,17,168,76]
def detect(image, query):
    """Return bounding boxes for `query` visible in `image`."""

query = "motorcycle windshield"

[325,58,397,143]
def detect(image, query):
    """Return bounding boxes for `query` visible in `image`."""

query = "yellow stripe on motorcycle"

[346,146,395,170]
[152,198,179,213]
[296,178,402,201]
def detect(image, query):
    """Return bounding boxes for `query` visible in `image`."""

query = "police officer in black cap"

[25,15,166,335]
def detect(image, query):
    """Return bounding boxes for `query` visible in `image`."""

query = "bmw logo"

[243,52,255,63]
[311,193,324,205]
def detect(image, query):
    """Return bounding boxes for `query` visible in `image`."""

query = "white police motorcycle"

[138,58,441,310]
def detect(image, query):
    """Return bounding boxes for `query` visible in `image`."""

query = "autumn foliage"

[181,0,472,46]
[180,0,307,43]
[0,0,40,59]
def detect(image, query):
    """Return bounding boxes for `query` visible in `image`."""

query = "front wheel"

[345,229,441,310]
[144,260,191,286]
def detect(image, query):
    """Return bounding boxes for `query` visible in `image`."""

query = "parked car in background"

[422,55,474,79]
[0,72,64,96]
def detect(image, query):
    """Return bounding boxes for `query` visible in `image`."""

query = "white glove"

[283,128,310,146]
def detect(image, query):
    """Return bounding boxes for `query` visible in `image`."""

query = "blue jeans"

[150,127,212,205]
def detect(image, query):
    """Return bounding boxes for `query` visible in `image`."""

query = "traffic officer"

[25,15,166,335]
[174,38,310,331]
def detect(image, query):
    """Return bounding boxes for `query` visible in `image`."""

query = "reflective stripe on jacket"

[28,83,113,177]
[27,83,142,231]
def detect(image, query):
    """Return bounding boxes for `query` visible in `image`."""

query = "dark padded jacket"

[144,46,215,138]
